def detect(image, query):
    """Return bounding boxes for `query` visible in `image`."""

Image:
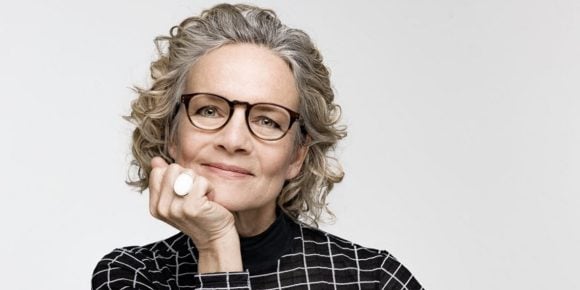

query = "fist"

[148,156,237,250]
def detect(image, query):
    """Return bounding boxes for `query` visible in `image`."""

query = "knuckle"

[168,163,182,173]
[157,206,170,218]
[170,202,184,219]
[149,207,159,218]
[195,176,209,190]
[183,204,200,218]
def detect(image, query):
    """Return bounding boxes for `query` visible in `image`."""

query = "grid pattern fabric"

[92,221,424,290]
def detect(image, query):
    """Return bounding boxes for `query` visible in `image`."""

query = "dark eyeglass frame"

[179,92,304,141]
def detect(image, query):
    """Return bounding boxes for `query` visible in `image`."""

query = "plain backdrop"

[1,0,579,289]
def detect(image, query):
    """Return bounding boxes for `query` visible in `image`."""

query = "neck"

[233,204,277,237]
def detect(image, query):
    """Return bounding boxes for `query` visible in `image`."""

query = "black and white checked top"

[92,212,424,290]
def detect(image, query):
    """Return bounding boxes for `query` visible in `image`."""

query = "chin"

[208,190,249,211]
[208,190,275,214]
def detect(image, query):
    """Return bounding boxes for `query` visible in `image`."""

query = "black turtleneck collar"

[239,208,295,273]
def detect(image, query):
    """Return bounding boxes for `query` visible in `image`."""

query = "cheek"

[258,145,295,178]
[173,128,205,163]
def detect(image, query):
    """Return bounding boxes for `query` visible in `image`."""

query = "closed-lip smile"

[203,162,254,176]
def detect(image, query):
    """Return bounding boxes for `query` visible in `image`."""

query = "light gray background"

[1,0,579,289]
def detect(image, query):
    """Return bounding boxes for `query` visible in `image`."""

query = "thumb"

[151,156,169,169]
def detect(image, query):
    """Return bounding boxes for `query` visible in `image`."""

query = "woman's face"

[170,43,307,215]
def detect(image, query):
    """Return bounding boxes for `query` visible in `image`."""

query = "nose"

[214,106,253,154]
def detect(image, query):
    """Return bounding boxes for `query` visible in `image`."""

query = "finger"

[148,166,167,218]
[169,195,185,220]
[149,156,169,194]
[149,156,169,217]
[189,174,213,200]
[157,163,182,218]
[151,156,169,169]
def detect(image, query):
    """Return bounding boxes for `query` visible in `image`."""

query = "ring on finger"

[173,172,194,196]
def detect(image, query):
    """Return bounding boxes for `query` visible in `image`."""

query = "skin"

[148,43,308,273]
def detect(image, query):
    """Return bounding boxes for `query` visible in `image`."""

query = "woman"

[92,4,424,289]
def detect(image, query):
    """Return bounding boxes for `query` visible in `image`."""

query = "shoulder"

[93,231,191,269]
[91,232,195,289]
[298,224,390,265]
[297,224,424,290]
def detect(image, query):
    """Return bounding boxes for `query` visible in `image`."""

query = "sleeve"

[92,248,253,290]
[379,252,425,290]
[91,248,156,290]
[193,272,251,289]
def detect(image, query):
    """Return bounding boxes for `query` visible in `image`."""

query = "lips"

[203,162,254,176]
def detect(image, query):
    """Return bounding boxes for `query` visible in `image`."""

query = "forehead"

[186,43,299,109]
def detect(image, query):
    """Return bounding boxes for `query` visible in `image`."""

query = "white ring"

[173,172,194,196]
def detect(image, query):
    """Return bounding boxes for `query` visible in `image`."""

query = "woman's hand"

[148,156,242,272]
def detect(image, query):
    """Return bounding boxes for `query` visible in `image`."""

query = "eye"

[196,106,220,117]
[255,116,282,129]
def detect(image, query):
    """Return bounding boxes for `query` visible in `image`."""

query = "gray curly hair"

[125,3,346,227]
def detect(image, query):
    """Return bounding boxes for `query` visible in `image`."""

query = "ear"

[285,141,309,180]
[168,118,182,161]
[168,142,178,161]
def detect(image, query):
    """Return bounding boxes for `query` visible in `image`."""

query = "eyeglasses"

[180,93,303,141]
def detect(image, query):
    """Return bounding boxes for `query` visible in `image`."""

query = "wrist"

[197,229,243,273]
